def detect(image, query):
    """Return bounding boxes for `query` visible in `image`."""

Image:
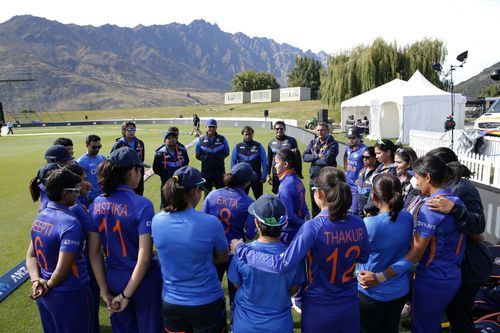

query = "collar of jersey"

[116,184,135,192]
[47,201,72,212]
[278,169,295,181]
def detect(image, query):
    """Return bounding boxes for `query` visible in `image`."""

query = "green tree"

[287,56,323,99]
[232,71,280,92]
[320,37,447,120]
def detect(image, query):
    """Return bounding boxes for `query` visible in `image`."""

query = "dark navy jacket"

[302,135,339,185]
[153,144,189,183]
[267,135,298,176]
[195,133,229,173]
[111,137,145,162]
[231,140,267,180]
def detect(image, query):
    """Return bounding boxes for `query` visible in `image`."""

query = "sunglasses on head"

[377,139,385,145]
[64,187,80,194]
[253,210,287,226]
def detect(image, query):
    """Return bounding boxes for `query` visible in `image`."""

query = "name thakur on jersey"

[324,227,364,246]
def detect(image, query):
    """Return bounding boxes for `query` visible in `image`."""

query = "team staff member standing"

[343,126,367,215]
[267,121,300,194]
[88,147,163,333]
[232,167,370,333]
[303,122,339,217]
[231,126,267,199]
[26,169,94,333]
[111,121,146,195]
[77,134,106,205]
[196,119,230,192]
[153,129,189,208]
[152,166,229,333]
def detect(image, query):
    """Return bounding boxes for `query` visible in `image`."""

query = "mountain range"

[0,15,326,112]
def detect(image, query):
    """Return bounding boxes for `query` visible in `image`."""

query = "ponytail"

[372,173,403,221]
[161,177,193,212]
[446,161,473,181]
[98,160,134,196]
[314,167,351,220]
[29,176,41,202]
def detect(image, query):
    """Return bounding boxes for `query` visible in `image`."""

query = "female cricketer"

[358,154,466,333]
[357,173,413,333]
[152,166,229,333]
[88,147,163,333]
[273,149,309,245]
[232,167,370,333]
[343,126,367,215]
[26,168,94,333]
[202,162,257,310]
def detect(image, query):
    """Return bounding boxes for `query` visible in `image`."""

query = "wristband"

[376,272,387,283]
[121,292,130,300]
[390,258,414,275]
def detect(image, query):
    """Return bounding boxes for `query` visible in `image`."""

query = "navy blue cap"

[231,163,257,183]
[45,145,73,162]
[37,163,60,181]
[173,166,208,191]
[206,119,217,127]
[109,147,150,168]
[346,126,361,138]
[163,129,178,140]
[248,194,287,226]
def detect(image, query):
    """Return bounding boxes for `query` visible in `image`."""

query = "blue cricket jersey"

[77,153,106,202]
[231,140,267,181]
[277,170,310,245]
[236,211,369,304]
[151,208,228,306]
[31,202,89,291]
[89,185,155,270]
[344,144,367,185]
[414,188,466,292]
[202,187,256,241]
[228,241,306,333]
[357,211,413,301]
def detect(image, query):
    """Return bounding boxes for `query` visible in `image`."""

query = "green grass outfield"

[0,124,311,332]
[0,124,418,332]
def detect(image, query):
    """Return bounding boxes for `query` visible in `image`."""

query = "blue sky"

[1,0,499,84]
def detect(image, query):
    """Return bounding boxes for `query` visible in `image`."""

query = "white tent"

[340,70,466,144]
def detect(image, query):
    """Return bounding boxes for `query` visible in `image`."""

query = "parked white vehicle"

[475,98,500,135]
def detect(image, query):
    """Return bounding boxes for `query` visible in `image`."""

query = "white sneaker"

[401,302,411,317]
[291,296,302,315]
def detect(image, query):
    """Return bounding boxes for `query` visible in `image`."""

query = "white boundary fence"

[410,130,500,188]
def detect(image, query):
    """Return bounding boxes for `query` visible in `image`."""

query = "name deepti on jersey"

[92,202,128,217]
[31,219,54,236]
[324,227,364,246]
[216,196,238,208]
